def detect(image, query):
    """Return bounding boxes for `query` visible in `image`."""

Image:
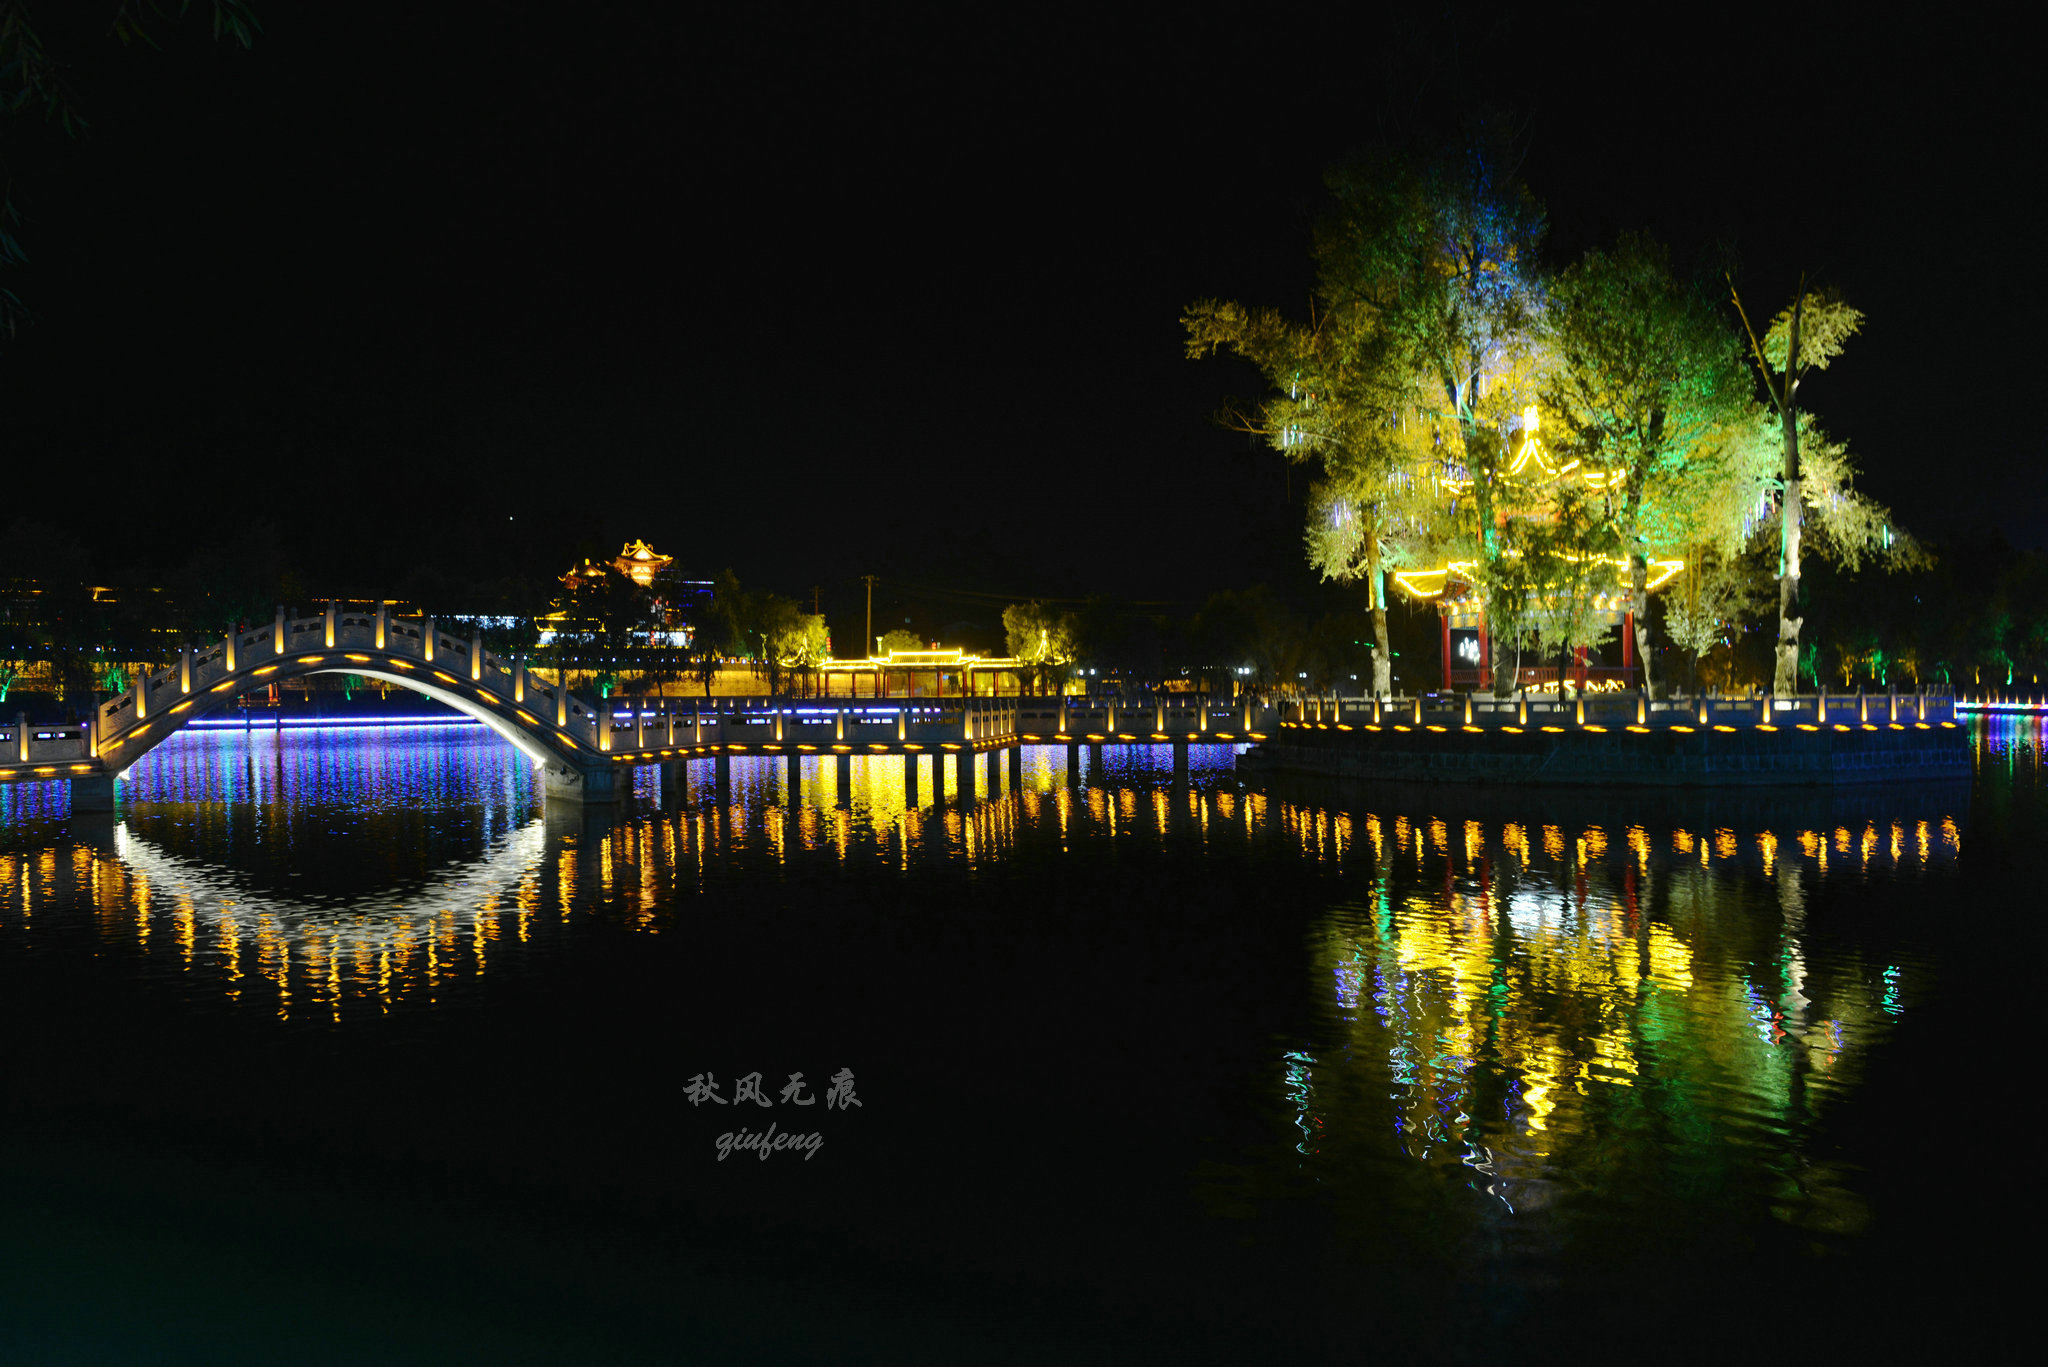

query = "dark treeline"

[6,516,2044,709]
[1681,528,2048,694]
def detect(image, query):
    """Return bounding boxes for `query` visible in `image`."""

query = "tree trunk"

[1366,530,1392,700]
[1774,432,1804,694]
[1460,413,1519,697]
[1774,298,1806,695]
[1480,528,1519,694]
[1621,479,1656,698]
[1631,555,1655,697]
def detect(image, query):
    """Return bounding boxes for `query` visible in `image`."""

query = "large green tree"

[1186,133,1548,698]
[1729,282,1922,691]
[1315,140,1550,695]
[770,610,829,696]
[1183,296,1420,697]
[1543,234,1751,694]
[1002,600,1077,695]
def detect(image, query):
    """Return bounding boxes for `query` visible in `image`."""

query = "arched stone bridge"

[3,604,1271,812]
[11,604,617,808]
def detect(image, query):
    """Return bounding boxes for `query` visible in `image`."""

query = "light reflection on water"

[0,718,2022,1259]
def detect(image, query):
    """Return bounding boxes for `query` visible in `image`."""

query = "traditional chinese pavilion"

[1395,558,1684,694]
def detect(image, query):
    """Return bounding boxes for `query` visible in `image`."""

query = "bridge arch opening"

[109,662,584,778]
[308,668,559,768]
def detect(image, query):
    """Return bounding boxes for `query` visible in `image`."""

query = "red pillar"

[1622,611,1635,676]
[1441,613,1453,691]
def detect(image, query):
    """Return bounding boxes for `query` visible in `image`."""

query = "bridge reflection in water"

[0,725,1965,1073]
[0,721,1990,1319]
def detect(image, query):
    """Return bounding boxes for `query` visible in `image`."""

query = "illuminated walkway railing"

[1282,686,1958,731]
[2,615,1280,810]
[1954,690,2048,715]
[5,604,613,807]
[1256,687,1969,787]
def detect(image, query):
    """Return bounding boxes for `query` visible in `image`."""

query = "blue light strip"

[185,715,481,730]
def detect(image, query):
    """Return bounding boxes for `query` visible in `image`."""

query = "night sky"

[5,7,2038,631]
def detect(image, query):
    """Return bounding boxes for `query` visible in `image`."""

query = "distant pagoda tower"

[612,539,673,588]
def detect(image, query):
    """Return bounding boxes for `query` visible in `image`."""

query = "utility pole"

[812,585,821,616]
[861,575,877,656]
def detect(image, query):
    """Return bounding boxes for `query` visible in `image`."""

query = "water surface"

[0,721,2024,1362]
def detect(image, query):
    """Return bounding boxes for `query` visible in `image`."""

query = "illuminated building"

[816,647,1028,698]
[1404,557,1684,695]
[1393,407,1689,693]
[543,540,712,649]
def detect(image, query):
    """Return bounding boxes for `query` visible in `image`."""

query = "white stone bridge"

[2,606,1271,810]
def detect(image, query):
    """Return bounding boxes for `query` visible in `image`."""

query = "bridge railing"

[1282,688,1958,729]
[578,694,1280,754]
[4,717,95,766]
[90,605,614,758]
[594,695,1032,751]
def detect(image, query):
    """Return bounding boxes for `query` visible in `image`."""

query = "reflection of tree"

[1292,806,1923,1213]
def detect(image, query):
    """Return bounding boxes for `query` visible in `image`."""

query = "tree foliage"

[1191,139,1930,698]
[0,1,260,340]
[1001,600,1077,694]
[876,627,923,654]
[1188,132,1553,695]
[1542,234,1751,691]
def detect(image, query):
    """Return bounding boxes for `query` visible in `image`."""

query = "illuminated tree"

[1183,295,1420,699]
[771,611,830,696]
[747,592,802,695]
[1314,137,1550,695]
[876,627,923,655]
[1001,600,1077,695]
[1664,550,1770,696]
[1185,133,1548,697]
[1489,481,1621,695]
[1728,281,1917,692]
[1544,235,1750,694]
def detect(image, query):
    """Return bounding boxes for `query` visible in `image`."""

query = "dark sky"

[5,6,2039,631]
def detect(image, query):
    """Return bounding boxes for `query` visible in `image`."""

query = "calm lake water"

[0,721,2029,1363]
